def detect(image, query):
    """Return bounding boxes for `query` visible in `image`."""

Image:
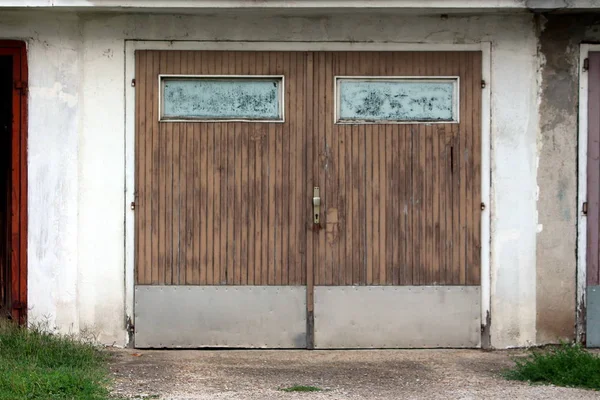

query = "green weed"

[0,320,114,399]
[503,342,600,390]
[281,385,323,392]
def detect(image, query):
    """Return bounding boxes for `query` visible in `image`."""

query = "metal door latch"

[313,187,321,230]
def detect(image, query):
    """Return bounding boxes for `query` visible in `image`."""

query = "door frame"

[0,40,27,324]
[124,40,491,346]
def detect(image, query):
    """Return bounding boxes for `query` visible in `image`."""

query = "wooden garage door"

[311,52,482,286]
[135,51,308,287]
[134,50,482,348]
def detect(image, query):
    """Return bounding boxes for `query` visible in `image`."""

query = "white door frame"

[123,40,492,347]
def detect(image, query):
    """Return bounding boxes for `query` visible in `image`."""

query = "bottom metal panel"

[587,286,600,347]
[314,286,481,348]
[135,286,307,348]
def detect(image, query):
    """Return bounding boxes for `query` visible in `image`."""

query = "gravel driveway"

[109,348,599,399]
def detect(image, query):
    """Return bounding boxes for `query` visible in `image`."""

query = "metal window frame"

[158,74,285,123]
[334,75,460,124]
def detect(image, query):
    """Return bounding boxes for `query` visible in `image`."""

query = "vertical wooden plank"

[288,51,298,285]
[247,62,257,285]
[335,53,347,286]
[136,51,146,284]
[157,51,169,285]
[450,52,461,285]
[143,50,153,286]
[251,54,261,285]
[324,52,334,286]
[233,115,242,285]
[244,53,253,285]
[343,54,354,286]
[438,53,448,285]
[170,117,180,285]
[432,111,441,284]
[220,54,229,286]
[306,51,315,348]
[391,122,400,285]
[317,52,327,286]
[268,53,277,285]
[458,52,468,285]
[177,51,188,286]
[224,53,235,285]
[384,123,394,285]
[199,111,210,287]
[258,52,269,286]
[399,122,408,285]
[370,52,381,285]
[275,53,288,285]
[359,52,374,285]
[239,120,249,285]
[464,52,474,286]
[296,52,306,285]
[261,54,271,286]
[151,52,161,285]
[378,53,388,285]
[226,114,236,285]
[170,52,182,285]
[189,52,201,285]
[405,124,414,285]
[426,123,434,285]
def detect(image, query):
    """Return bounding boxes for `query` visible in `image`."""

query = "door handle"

[313,187,321,227]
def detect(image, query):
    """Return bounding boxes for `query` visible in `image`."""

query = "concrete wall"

[0,10,547,347]
[535,13,600,344]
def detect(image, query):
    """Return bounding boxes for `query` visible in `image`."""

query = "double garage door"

[134,50,482,348]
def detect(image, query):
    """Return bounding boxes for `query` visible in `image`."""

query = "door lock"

[313,187,321,226]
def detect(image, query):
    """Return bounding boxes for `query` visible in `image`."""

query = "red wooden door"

[0,41,27,324]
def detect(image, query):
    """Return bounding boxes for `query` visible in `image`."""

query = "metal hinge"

[481,202,486,211]
[583,201,588,215]
[130,201,136,211]
[13,80,28,94]
[481,80,486,89]
[584,58,590,72]
[131,78,136,87]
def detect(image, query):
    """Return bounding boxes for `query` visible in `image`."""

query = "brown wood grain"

[135,51,308,286]
[134,50,481,288]
[313,51,482,286]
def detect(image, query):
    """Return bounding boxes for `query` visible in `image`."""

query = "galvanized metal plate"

[587,286,600,347]
[135,286,306,348]
[314,286,481,348]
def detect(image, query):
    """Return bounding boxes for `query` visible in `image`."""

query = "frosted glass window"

[336,78,458,123]
[160,76,283,122]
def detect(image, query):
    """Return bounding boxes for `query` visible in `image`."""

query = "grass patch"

[281,385,323,392]
[0,320,114,399]
[503,342,600,390]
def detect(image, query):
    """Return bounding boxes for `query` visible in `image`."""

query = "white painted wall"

[1,10,540,347]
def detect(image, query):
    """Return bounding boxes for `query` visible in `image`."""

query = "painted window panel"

[161,76,283,121]
[336,78,458,123]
